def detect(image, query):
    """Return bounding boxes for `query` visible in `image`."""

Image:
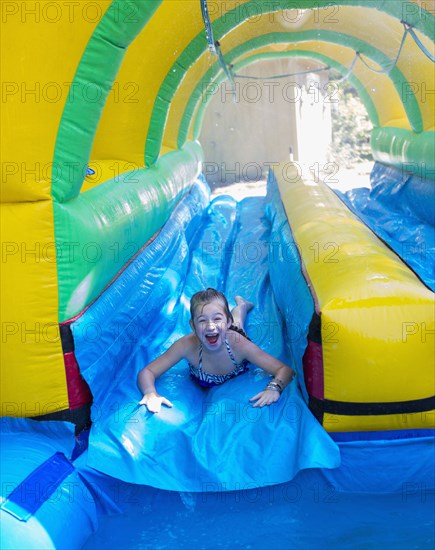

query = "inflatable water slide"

[1,1,434,548]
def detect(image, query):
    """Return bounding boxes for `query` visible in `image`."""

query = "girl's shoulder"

[225,328,253,357]
[226,327,249,344]
[174,332,199,358]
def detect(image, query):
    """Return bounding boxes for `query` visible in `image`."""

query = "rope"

[232,21,410,83]
[200,1,235,96]
[356,22,410,75]
[215,41,237,97]
[200,0,216,55]
[234,65,330,80]
[199,5,433,99]
[406,23,435,63]
[331,52,358,83]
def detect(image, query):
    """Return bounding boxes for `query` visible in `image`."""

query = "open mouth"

[205,333,219,345]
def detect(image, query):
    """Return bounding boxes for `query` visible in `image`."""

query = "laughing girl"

[137,288,295,413]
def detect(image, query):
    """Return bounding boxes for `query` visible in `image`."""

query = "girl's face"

[190,299,232,351]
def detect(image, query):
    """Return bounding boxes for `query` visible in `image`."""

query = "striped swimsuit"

[189,336,249,388]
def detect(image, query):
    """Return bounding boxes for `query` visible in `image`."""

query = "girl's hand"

[139,392,173,413]
[249,389,281,407]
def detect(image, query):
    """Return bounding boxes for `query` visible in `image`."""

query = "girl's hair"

[190,288,233,323]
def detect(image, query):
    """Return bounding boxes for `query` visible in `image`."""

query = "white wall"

[199,58,332,184]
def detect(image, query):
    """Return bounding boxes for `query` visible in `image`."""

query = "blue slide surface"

[337,162,435,291]
[72,178,340,491]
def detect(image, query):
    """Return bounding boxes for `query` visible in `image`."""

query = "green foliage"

[329,82,373,167]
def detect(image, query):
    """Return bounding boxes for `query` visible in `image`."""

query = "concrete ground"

[210,161,373,200]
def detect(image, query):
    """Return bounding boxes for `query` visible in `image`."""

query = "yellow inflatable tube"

[274,163,434,432]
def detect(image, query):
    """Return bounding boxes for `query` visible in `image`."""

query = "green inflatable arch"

[2,0,434,417]
[182,49,380,148]
[50,0,434,318]
[53,0,434,193]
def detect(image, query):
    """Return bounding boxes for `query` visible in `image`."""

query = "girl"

[138,288,295,412]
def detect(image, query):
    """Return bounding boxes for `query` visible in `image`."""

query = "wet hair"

[190,288,233,323]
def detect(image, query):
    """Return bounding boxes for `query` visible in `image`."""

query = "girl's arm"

[236,338,296,407]
[137,336,191,412]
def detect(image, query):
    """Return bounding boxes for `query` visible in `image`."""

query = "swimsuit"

[189,331,249,388]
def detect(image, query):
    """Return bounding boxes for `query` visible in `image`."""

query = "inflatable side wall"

[0,418,98,549]
[1,2,434,548]
[2,0,434,423]
[269,163,434,432]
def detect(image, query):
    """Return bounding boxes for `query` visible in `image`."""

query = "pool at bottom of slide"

[81,465,434,550]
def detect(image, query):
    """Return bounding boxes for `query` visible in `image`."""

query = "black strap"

[310,395,435,424]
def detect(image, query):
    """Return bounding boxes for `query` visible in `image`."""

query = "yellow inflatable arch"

[1,1,434,428]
